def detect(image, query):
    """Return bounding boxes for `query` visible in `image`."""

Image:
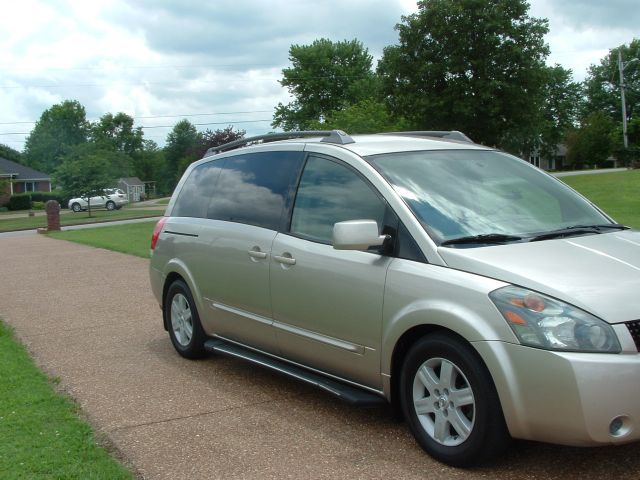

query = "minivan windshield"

[367,150,612,244]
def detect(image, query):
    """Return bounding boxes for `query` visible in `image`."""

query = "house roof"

[0,156,51,181]
[119,176,144,186]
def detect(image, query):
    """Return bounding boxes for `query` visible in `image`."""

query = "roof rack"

[378,131,473,143]
[205,130,355,156]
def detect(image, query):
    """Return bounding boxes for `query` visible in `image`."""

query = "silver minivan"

[149,130,640,466]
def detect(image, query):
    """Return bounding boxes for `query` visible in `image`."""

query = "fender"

[380,260,518,379]
[162,258,206,322]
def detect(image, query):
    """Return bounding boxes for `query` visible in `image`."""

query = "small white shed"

[118,177,145,202]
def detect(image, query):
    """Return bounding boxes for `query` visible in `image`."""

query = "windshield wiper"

[529,224,629,242]
[440,233,523,247]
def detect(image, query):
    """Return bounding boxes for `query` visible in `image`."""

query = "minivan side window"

[290,155,386,243]
[172,160,224,218]
[207,151,304,230]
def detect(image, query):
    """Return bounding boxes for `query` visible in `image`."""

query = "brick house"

[0,156,52,206]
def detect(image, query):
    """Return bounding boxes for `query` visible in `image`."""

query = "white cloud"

[529,0,638,80]
[0,0,637,151]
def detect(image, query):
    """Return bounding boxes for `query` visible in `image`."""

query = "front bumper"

[475,340,640,446]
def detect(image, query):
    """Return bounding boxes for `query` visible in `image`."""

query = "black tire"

[400,333,510,467]
[71,203,82,212]
[106,200,116,211]
[164,280,207,359]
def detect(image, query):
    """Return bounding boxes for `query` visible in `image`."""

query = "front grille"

[626,320,640,351]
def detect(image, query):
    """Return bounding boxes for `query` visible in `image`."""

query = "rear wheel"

[164,280,207,359]
[400,333,509,467]
[106,200,116,211]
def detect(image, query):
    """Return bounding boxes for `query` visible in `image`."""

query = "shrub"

[8,194,32,211]
[7,192,69,210]
[30,192,66,205]
[31,201,45,210]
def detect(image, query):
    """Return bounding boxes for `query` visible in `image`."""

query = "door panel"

[194,222,278,352]
[270,154,391,389]
[270,234,390,388]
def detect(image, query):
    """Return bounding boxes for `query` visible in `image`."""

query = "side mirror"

[332,220,389,251]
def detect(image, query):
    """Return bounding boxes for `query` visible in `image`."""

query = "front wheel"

[400,333,509,467]
[164,280,207,359]
[71,203,82,212]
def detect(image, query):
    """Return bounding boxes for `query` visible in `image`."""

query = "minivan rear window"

[207,152,303,230]
[172,161,224,218]
[172,151,304,231]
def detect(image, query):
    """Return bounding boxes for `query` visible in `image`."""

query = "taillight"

[151,217,167,251]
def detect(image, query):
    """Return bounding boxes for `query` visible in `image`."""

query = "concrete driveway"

[0,235,638,479]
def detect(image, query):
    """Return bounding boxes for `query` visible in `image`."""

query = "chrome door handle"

[273,254,296,266]
[248,249,268,260]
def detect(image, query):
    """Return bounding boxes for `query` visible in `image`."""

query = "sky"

[1,0,638,152]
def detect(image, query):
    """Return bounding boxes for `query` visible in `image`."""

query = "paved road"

[1,235,638,479]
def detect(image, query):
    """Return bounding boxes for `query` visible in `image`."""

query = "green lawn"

[50,221,157,258]
[0,208,160,233]
[0,321,133,479]
[561,169,640,229]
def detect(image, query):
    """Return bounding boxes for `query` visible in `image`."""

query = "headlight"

[489,286,621,353]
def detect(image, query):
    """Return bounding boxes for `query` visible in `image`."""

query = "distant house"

[527,145,568,171]
[528,144,620,171]
[0,157,51,205]
[118,177,145,202]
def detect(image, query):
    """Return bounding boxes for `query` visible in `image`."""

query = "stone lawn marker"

[38,200,61,234]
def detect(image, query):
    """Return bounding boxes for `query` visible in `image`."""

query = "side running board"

[204,338,385,407]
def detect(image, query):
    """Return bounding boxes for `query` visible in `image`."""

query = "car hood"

[438,229,640,324]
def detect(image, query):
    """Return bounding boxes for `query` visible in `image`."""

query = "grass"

[0,208,161,233]
[0,321,133,479]
[561,169,640,229]
[49,221,157,258]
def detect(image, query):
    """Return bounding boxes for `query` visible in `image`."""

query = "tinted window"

[207,151,303,230]
[290,156,386,243]
[173,160,224,218]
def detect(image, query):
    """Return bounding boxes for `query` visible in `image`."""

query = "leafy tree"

[309,99,408,133]
[91,112,144,158]
[501,65,583,158]
[538,66,583,157]
[164,120,201,189]
[0,143,23,163]
[23,100,89,173]
[135,140,167,190]
[54,145,121,216]
[565,112,615,168]
[611,117,640,167]
[273,38,377,131]
[583,39,640,125]
[378,0,550,148]
[194,126,246,158]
